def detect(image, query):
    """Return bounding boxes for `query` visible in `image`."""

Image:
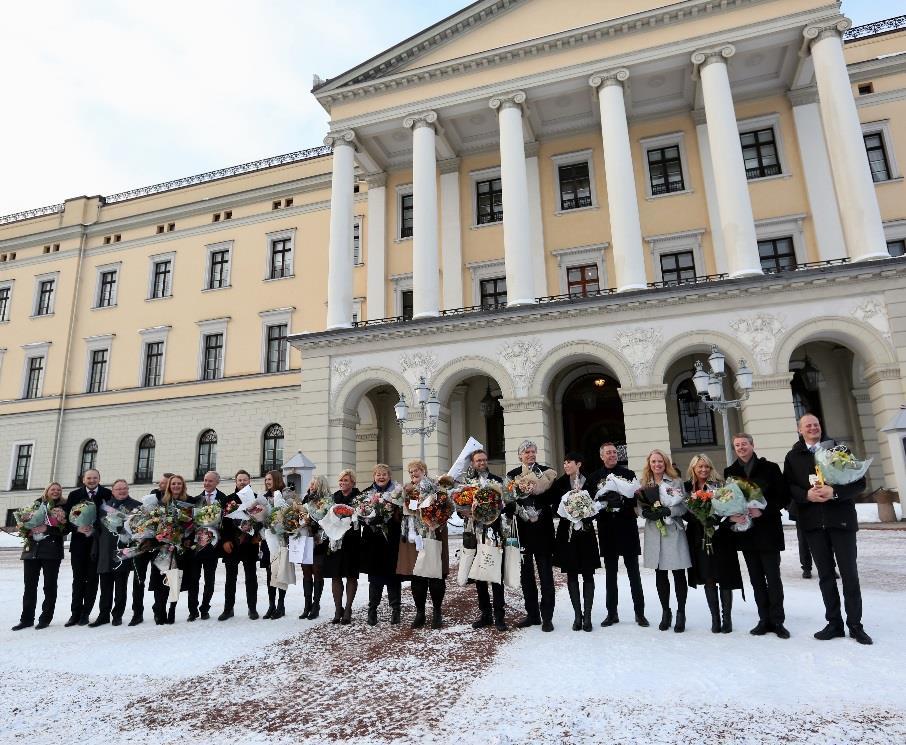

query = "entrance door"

[561,373,626,469]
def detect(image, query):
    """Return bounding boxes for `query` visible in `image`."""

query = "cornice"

[864,363,903,387]
[0,224,85,253]
[620,385,668,402]
[787,87,819,106]
[847,53,906,83]
[750,373,794,391]
[856,87,906,108]
[499,396,546,412]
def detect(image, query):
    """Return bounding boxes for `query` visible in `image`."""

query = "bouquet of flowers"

[353,490,396,538]
[420,491,454,531]
[594,473,641,512]
[193,502,221,550]
[320,503,355,546]
[710,479,759,532]
[556,489,600,534]
[504,474,535,504]
[814,445,873,486]
[471,484,503,526]
[450,482,479,517]
[685,488,716,553]
[303,495,333,522]
[281,502,305,537]
[101,503,133,537]
[14,501,63,547]
[69,500,97,528]
[636,485,680,538]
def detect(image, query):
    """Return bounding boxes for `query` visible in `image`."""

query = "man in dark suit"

[724,433,790,639]
[186,470,226,621]
[129,472,172,626]
[586,442,648,628]
[218,469,260,620]
[65,469,110,626]
[783,414,872,645]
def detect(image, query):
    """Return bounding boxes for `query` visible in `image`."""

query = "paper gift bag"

[468,541,503,584]
[456,547,476,586]
[413,536,443,578]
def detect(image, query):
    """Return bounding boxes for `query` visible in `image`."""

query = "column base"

[852,250,894,263]
[506,298,536,307]
[326,322,352,330]
[413,311,440,320]
[616,283,647,293]
[729,268,763,279]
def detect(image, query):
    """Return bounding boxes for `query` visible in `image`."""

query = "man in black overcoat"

[218,469,260,620]
[65,469,109,626]
[186,470,227,621]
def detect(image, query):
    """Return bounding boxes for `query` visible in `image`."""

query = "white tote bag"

[163,568,183,604]
[456,547,477,586]
[468,541,503,584]
[503,545,521,589]
[413,536,443,579]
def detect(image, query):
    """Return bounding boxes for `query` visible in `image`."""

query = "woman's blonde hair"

[406,459,428,477]
[372,463,392,478]
[310,475,330,498]
[337,469,357,485]
[42,482,65,504]
[640,449,680,485]
[686,454,718,487]
[162,474,187,506]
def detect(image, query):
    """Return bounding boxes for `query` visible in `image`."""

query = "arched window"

[676,378,716,447]
[261,423,284,476]
[196,429,217,481]
[79,439,98,482]
[135,434,156,484]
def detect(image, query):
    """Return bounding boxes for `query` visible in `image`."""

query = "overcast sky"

[0,0,900,217]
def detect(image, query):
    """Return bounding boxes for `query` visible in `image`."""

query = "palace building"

[1,0,905,520]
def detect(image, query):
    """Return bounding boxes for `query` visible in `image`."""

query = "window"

[479,277,507,308]
[863,132,891,183]
[888,240,905,258]
[567,264,599,296]
[269,238,292,279]
[647,146,685,195]
[151,257,173,299]
[202,333,224,380]
[24,356,44,399]
[11,444,32,490]
[79,440,98,480]
[558,162,592,210]
[87,349,107,393]
[261,423,284,475]
[401,290,413,321]
[0,284,10,322]
[156,225,165,234]
[36,279,55,316]
[353,220,362,265]
[266,323,288,373]
[476,178,503,225]
[135,434,155,484]
[758,237,797,273]
[400,194,414,238]
[659,251,696,285]
[208,249,230,289]
[97,270,117,308]
[677,379,717,447]
[740,127,781,179]
[196,430,217,480]
[224,210,232,220]
[143,341,164,387]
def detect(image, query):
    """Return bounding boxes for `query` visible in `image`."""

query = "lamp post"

[394,375,441,462]
[692,345,754,466]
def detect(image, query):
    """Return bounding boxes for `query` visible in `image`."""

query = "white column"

[589,69,647,292]
[364,172,387,320]
[439,158,463,310]
[489,91,535,306]
[692,46,762,278]
[525,142,548,296]
[324,131,356,330]
[806,22,889,262]
[693,110,728,275]
[789,91,847,261]
[404,111,440,319]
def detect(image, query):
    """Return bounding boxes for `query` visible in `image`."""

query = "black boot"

[330,605,343,624]
[704,585,721,634]
[659,608,672,631]
[309,579,323,620]
[472,613,492,629]
[719,587,733,633]
[263,586,276,619]
[431,607,443,630]
[389,581,402,625]
[166,603,176,625]
[674,609,686,633]
[411,580,427,628]
[582,577,594,632]
[271,590,286,620]
[428,579,444,630]
[567,575,582,631]
[493,609,507,632]
[367,582,381,626]
[300,577,313,619]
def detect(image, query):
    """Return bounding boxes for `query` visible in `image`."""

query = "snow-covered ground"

[1,526,904,745]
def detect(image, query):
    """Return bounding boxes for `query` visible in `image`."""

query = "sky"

[0,0,901,217]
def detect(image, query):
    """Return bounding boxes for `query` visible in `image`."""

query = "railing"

[0,203,64,226]
[844,15,906,41]
[745,164,781,180]
[537,287,618,304]
[647,273,729,290]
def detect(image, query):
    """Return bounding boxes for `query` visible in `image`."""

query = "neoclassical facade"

[1,1,905,520]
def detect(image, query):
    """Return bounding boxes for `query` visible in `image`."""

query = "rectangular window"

[269,238,292,279]
[647,146,686,195]
[88,349,107,393]
[400,194,414,238]
[888,239,906,258]
[558,163,592,210]
[758,237,797,273]
[863,133,891,183]
[25,357,44,399]
[208,249,230,289]
[567,264,599,296]
[152,260,172,298]
[353,221,362,265]
[740,128,781,179]
[202,333,224,380]
[479,277,507,308]
[0,286,9,321]
[143,342,164,387]
[476,178,503,225]
[12,444,32,490]
[36,279,54,315]
[266,324,288,373]
[660,251,697,285]
[401,290,413,321]
[97,270,117,308]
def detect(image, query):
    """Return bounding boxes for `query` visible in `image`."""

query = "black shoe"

[64,616,80,628]
[541,620,554,632]
[128,615,143,627]
[87,617,108,628]
[367,609,378,627]
[390,607,401,625]
[340,608,352,625]
[263,606,275,620]
[330,609,343,624]
[572,614,582,631]
[802,569,812,579]
[248,610,260,620]
[515,616,540,628]
[79,615,90,626]
[814,623,845,641]
[431,609,443,630]
[635,613,650,628]
[674,611,686,633]
[153,614,164,626]
[600,613,619,628]
[308,603,319,620]
[658,609,672,631]
[12,622,32,631]
[112,618,122,627]
[411,609,426,629]
[750,621,772,636]
[849,625,873,645]
[218,610,234,621]
[200,611,210,621]
[494,618,508,632]
[774,624,790,639]
[582,614,592,633]
[187,613,199,622]
[472,614,492,629]
[166,605,176,625]
[35,621,50,630]
[300,603,312,620]
[271,606,285,620]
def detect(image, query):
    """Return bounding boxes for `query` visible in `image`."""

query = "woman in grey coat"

[640,449,691,633]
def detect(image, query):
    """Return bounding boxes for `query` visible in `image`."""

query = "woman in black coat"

[358,464,403,627]
[148,474,189,625]
[683,455,742,633]
[12,482,69,630]
[552,453,600,632]
[321,469,361,624]
[298,475,330,620]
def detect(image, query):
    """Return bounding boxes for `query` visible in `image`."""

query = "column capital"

[691,44,736,71]
[324,129,356,148]
[588,68,629,89]
[803,18,852,48]
[403,110,438,130]
[748,373,794,391]
[523,141,540,158]
[864,363,902,388]
[364,171,387,188]
[438,157,461,175]
[787,87,819,107]
[489,90,526,112]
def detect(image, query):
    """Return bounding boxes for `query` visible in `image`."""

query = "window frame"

[265,228,296,281]
[196,429,218,481]
[84,334,113,394]
[466,259,507,307]
[78,439,98,481]
[646,229,705,284]
[468,167,503,229]
[147,252,175,300]
[475,176,504,226]
[861,119,901,183]
[550,149,599,214]
[32,271,59,317]
[8,441,35,491]
[0,279,13,322]
[135,434,156,484]
[479,276,508,308]
[203,241,233,291]
[261,423,285,476]
[675,376,717,447]
[21,342,50,400]
[639,133,692,199]
[754,214,807,270]
[258,307,294,373]
[757,236,798,274]
[352,217,363,266]
[196,317,229,381]
[94,262,121,309]
[138,326,170,388]
[737,114,786,182]
[391,273,413,318]
[396,185,414,241]
[566,263,601,297]
[551,244,609,296]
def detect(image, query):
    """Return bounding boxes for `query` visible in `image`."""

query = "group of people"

[10,413,872,645]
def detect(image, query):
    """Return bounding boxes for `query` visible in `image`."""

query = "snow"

[1,526,904,744]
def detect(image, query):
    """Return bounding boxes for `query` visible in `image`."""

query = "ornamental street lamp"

[692,346,754,466]
[394,375,441,461]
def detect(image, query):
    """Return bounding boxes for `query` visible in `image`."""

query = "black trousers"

[131,553,151,617]
[97,570,131,620]
[475,580,505,619]
[796,522,813,572]
[223,546,259,612]
[603,554,645,615]
[368,574,402,609]
[187,549,219,614]
[70,549,99,619]
[806,528,862,628]
[520,545,555,622]
[742,549,785,626]
[411,576,445,609]
[20,558,61,625]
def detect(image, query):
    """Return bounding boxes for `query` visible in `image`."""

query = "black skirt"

[554,520,601,573]
[321,528,361,579]
[359,519,401,577]
[685,519,743,589]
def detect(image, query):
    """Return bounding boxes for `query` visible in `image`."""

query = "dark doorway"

[561,372,626,472]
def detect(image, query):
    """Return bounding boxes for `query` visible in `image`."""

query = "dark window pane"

[677,379,716,446]
[741,127,782,179]
[660,251,697,285]
[888,240,906,258]
[476,178,504,223]
[758,237,797,273]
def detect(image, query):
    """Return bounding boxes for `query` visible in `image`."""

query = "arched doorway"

[559,369,626,469]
